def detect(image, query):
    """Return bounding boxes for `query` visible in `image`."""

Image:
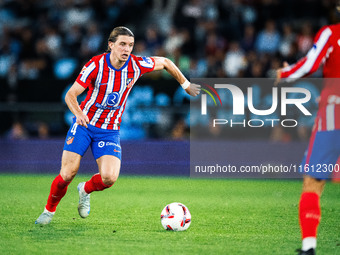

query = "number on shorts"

[71,123,78,135]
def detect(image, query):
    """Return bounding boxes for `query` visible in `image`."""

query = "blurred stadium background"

[0,0,339,174]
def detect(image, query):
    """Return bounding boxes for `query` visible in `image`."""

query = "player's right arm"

[65,82,89,128]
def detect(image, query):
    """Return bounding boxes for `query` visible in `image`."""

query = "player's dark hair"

[106,26,134,52]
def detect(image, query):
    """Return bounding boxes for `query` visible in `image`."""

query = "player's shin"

[45,174,71,212]
[299,192,321,251]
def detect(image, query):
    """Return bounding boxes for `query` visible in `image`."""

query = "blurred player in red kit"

[35,26,200,225]
[277,5,340,254]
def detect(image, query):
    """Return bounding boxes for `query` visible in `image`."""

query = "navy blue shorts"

[300,129,340,179]
[63,119,121,160]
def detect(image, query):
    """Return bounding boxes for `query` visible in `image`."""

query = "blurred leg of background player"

[298,176,325,255]
[297,129,340,255]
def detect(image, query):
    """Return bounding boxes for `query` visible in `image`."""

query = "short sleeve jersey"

[76,53,155,130]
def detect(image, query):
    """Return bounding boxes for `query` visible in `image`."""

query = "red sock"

[84,173,112,194]
[299,192,321,239]
[45,174,71,212]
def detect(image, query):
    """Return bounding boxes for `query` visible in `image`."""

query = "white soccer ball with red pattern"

[160,202,191,231]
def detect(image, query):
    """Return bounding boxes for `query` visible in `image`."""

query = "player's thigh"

[91,128,121,184]
[90,129,121,161]
[96,155,121,184]
[60,150,82,181]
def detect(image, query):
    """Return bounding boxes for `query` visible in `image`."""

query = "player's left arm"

[152,57,200,97]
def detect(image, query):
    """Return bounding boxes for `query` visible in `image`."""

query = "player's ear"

[108,41,114,51]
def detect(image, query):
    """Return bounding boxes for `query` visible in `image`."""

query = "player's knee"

[60,164,78,182]
[302,176,325,196]
[60,163,79,181]
[101,174,118,186]
[60,166,78,182]
[60,172,76,182]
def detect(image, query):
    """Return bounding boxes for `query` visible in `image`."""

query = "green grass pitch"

[0,174,339,255]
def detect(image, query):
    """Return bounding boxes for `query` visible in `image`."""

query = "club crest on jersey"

[95,92,121,110]
[126,78,135,88]
[66,136,74,145]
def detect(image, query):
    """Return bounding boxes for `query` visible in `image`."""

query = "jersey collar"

[106,53,131,71]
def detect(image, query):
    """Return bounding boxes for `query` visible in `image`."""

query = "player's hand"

[274,69,282,86]
[76,113,89,128]
[185,83,201,97]
[275,61,289,86]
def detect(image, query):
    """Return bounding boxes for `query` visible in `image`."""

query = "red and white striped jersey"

[76,53,155,130]
[280,24,340,131]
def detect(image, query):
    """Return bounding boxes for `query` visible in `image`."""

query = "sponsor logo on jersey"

[95,92,121,110]
[98,141,121,149]
[106,142,121,148]
[98,141,105,148]
[95,103,121,110]
[66,136,74,145]
[106,92,120,107]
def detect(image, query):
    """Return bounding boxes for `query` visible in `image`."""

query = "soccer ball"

[160,202,191,231]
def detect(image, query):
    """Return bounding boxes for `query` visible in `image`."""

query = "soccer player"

[35,26,200,225]
[276,19,340,255]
